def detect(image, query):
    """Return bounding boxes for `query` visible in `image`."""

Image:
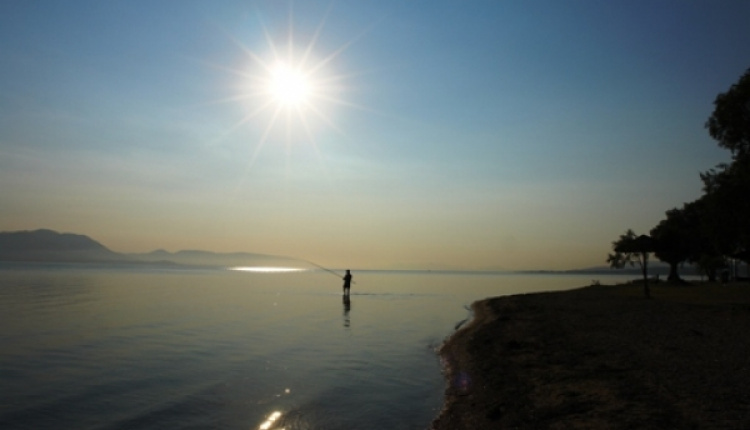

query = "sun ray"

[206,98,276,150]
[306,17,381,77]
[299,2,334,70]
[298,112,334,183]
[305,102,346,137]
[200,2,384,185]
[287,4,295,64]
[232,103,284,194]
[252,105,284,163]
[220,29,276,76]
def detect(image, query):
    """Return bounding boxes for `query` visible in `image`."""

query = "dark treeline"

[608,67,750,297]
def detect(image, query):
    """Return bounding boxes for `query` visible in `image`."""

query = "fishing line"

[303,259,356,284]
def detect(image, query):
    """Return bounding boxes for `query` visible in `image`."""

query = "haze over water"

[0,264,634,429]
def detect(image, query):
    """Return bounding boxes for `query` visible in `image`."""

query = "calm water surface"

[0,264,632,429]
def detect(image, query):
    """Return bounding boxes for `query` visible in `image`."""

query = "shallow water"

[0,264,632,429]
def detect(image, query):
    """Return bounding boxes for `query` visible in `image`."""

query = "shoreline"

[432,283,750,429]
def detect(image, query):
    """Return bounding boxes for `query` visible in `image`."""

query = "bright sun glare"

[208,6,373,169]
[267,63,312,107]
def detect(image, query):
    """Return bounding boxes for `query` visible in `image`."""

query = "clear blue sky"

[1,0,748,270]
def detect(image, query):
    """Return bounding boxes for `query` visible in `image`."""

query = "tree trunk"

[642,253,650,298]
[667,262,680,282]
[707,268,717,282]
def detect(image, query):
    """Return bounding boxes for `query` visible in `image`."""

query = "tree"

[607,229,656,298]
[699,67,750,277]
[700,159,750,258]
[681,198,729,282]
[650,207,693,282]
[606,68,750,287]
[705,67,750,160]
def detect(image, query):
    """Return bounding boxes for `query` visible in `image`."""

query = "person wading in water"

[342,270,352,296]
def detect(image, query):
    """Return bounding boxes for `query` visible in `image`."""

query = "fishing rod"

[303,260,356,284]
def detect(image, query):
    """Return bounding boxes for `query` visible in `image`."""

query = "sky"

[1,1,749,271]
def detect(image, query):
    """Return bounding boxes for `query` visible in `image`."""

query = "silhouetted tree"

[681,198,728,282]
[607,68,750,285]
[700,159,750,259]
[650,207,693,282]
[705,67,750,160]
[607,230,656,298]
[702,67,750,263]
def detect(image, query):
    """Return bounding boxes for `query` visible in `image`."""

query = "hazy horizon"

[0,227,684,273]
[2,1,749,270]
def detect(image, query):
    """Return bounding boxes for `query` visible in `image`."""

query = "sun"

[207,6,374,170]
[218,28,345,163]
[267,62,312,107]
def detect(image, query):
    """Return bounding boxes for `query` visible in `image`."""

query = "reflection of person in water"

[342,269,352,296]
[342,295,351,328]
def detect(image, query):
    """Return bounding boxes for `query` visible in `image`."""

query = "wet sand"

[432,283,750,429]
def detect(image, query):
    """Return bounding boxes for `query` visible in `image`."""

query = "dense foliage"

[609,68,750,286]
[706,68,750,160]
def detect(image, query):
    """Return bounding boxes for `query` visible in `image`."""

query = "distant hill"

[0,229,122,263]
[0,229,304,268]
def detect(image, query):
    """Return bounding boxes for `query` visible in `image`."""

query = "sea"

[0,263,634,430]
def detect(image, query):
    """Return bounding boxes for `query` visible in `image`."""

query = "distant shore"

[432,282,750,429]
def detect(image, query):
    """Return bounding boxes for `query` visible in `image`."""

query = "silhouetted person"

[343,269,352,296]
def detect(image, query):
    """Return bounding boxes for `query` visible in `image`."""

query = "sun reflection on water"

[259,411,283,430]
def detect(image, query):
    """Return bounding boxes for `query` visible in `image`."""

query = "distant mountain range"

[0,229,304,269]
[0,228,700,274]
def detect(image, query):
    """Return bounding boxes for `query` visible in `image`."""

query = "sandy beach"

[432,282,750,429]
